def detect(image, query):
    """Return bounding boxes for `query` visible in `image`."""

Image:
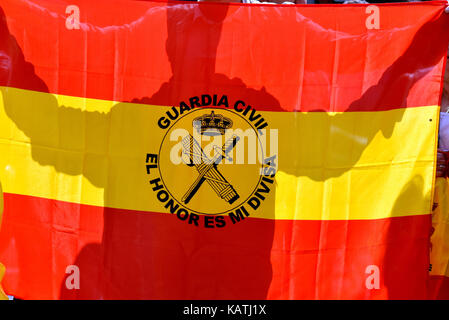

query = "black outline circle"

[157,106,266,216]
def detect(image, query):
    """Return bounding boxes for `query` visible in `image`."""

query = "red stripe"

[428,275,449,299]
[0,193,431,299]
[0,1,448,111]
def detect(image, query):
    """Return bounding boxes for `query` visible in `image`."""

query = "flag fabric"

[0,180,6,300]
[0,0,448,299]
[0,263,7,300]
[428,177,449,299]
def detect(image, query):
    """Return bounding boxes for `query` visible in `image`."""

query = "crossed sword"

[181,134,240,205]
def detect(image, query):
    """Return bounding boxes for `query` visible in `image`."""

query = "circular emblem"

[145,94,278,228]
[158,107,264,215]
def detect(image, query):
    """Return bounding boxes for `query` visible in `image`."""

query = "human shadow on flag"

[0,2,279,299]
[0,3,446,299]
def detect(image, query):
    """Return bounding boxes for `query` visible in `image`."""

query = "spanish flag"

[0,0,448,299]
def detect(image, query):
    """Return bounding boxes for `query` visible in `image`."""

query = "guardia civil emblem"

[145,95,277,228]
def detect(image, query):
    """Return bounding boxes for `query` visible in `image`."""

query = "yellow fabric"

[0,181,7,300]
[430,177,449,278]
[0,86,438,220]
[0,264,6,300]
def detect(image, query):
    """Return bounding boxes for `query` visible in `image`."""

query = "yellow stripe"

[0,263,7,300]
[0,180,6,300]
[0,86,438,220]
[430,178,449,277]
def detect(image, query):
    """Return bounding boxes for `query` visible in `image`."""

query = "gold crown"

[193,111,232,135]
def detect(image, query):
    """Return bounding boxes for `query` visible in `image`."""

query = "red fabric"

[0,1,448,111]
[428,276,449,299]
[0,193,431,299]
